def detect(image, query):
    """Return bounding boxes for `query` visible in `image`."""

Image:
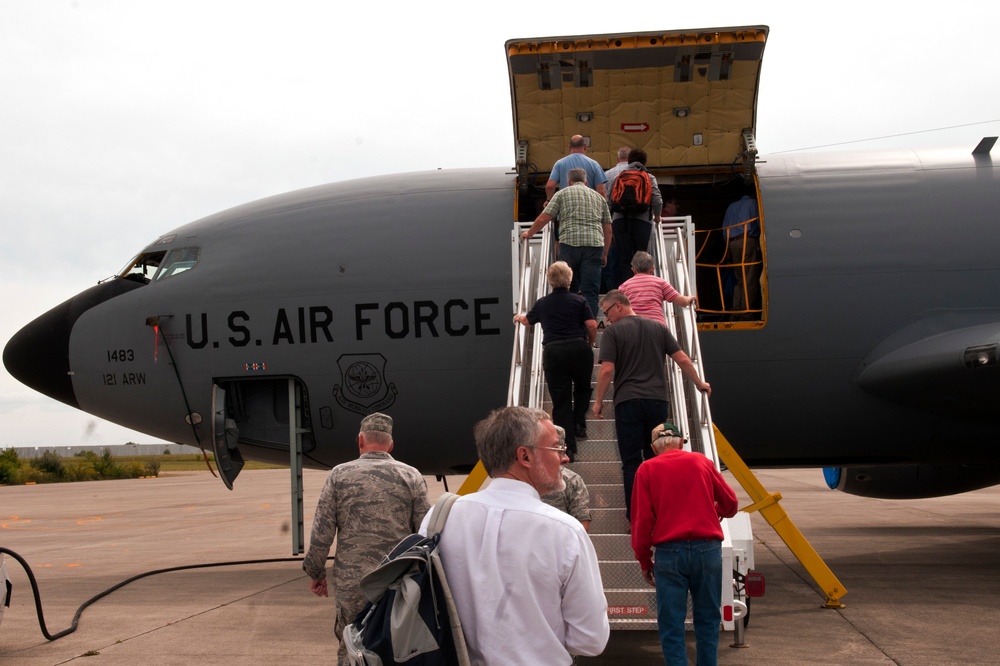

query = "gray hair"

[546,261,573,289]
[617,146,631,161]
[363,429,392,446]
[599,289,631,311]
[631,251,655,274]
[567,168,587,185]
[474,406,550,477]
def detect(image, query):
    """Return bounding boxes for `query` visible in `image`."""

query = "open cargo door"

[507,27,771,325]
[506,26,768,175]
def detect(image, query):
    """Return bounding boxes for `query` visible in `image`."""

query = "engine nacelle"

[824,464,1000,499]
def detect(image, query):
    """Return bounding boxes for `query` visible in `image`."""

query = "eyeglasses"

[530,445,568,453]
[604,302,622,317]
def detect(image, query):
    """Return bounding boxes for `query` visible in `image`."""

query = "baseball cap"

[656,421,682,438]
[360,412,393,435]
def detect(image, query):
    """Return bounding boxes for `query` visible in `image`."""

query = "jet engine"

[824,464,1000,499]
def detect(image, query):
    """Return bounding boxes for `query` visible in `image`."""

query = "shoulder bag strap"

[426,491,459,537]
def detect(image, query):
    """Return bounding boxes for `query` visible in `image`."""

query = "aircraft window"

[153,247,201,281]
[117,251,166,284]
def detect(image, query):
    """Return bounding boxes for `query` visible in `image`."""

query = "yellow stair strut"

[456,461,488,496]
[714,424,847,608]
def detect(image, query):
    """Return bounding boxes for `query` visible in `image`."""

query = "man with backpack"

[303,413,430,666]
[607,148,663,288]
[423,407,610,665]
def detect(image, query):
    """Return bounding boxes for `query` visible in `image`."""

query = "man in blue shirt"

[546,135,608,201]
[722,195,762,319]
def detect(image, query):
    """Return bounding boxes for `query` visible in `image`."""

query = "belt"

[544,337,587,347]
[654,539,722,547]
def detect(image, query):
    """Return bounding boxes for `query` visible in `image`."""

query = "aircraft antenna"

[773,118,1000,153]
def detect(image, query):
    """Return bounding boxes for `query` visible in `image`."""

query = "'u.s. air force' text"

[184,298,501,349]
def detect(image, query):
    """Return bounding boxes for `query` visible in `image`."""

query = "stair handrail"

[653,217,720,469]
[508,222,553,409]
[463,222,553,496]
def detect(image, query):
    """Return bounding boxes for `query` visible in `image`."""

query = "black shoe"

[575,424,588,439]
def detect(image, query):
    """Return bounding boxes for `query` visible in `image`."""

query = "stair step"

[599,559,648,588]
[574,439,619,462]
[608,618,659,631]
[605,589,657,622]
[590,534,635,560]
[586,483,625,510]
[542,396,615,418]
[568,460,623,485]
[589,507,629,534]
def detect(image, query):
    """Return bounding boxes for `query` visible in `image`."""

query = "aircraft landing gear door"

[211,384,245,490]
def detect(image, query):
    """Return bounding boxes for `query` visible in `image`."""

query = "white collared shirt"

[421,478,609,665]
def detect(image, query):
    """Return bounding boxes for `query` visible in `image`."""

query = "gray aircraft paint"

[7,146,1000,497]
[6,21,1000,498]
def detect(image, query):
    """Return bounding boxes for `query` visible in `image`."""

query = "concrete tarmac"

[2,467,999,665]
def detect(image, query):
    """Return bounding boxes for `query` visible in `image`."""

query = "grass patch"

[0,448,284,485]
[119,454,284,473]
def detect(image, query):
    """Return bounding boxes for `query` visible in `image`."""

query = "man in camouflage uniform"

[541,426,593,531]
[303,412,430,665]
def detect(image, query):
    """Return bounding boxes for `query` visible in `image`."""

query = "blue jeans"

[614,398,669,519]
[558,244,603,321]
[654,541,723,666]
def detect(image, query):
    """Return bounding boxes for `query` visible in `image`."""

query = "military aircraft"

[5,26,1000,499]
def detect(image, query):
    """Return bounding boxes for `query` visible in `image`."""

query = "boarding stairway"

[456,216,848,637]
[499,218,754,636]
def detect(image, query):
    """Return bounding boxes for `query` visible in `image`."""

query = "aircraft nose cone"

[3,279,146,410]
[4,298,80,409]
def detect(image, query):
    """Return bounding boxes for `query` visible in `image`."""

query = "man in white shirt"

[421,407,610,665]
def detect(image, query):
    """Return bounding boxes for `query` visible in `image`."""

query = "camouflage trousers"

[334,586,367,666]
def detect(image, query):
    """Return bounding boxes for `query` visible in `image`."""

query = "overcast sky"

[3,1,999,449]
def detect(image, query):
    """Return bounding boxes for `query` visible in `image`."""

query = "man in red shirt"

[631,422,738,665]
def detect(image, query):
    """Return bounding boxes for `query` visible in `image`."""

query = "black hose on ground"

[0,546,304,641]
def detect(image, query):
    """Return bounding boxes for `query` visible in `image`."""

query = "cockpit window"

[152,247,200,281]
[118,251,166,284]
[116,246,200,284]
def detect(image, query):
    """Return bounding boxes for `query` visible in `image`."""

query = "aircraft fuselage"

[6,149,1000,496]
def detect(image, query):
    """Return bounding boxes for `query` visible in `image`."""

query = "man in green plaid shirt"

[522,167,612,319]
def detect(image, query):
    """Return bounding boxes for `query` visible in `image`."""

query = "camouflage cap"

[554,425,566,444]
[360,412,393,435]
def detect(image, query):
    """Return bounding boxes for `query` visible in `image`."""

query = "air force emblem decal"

[333,353,397,415]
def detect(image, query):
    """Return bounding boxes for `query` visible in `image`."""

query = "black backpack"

[343,493,470,666]
[610,167,652,215]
